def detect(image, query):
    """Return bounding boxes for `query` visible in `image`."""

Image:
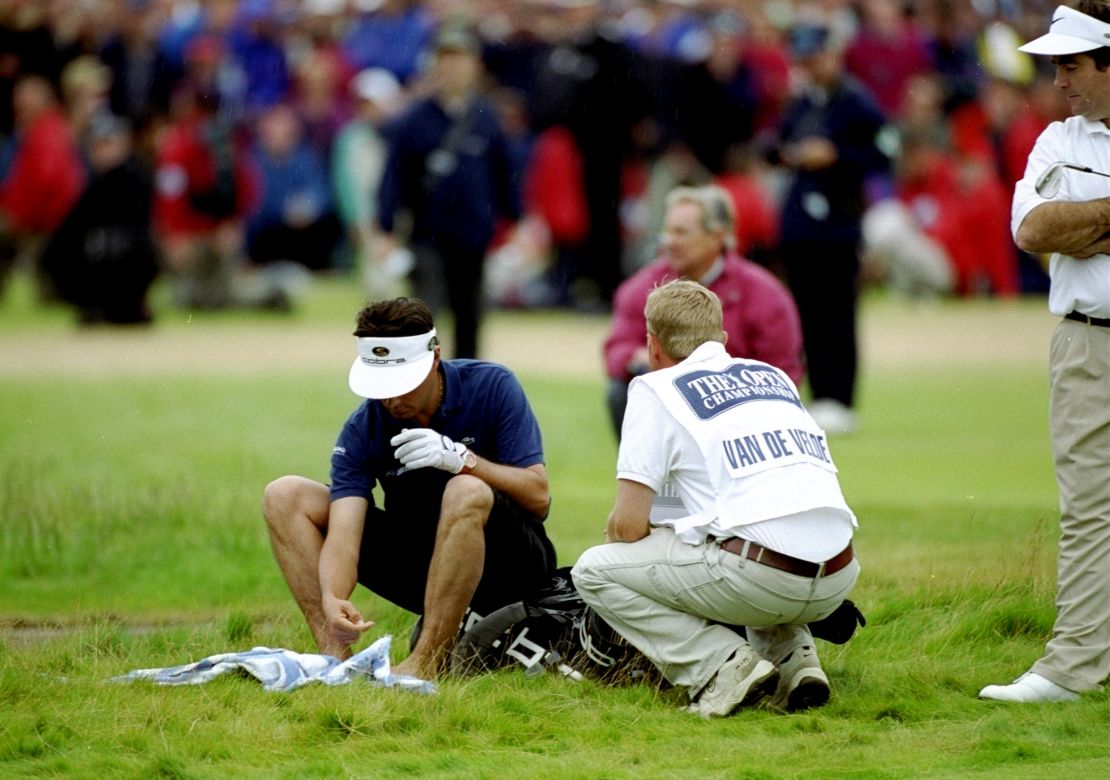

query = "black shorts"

[356,490,557,616]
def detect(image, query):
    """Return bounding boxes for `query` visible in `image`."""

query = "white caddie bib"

[640,349,839,537]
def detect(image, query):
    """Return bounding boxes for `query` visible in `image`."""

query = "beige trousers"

[1033,318,1110,692]
[572,526,859,697]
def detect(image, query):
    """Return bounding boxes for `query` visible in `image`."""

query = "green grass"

[1,274,1106,778]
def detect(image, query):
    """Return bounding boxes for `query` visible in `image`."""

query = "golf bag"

[427,567,656,683]
[413,567,866,683]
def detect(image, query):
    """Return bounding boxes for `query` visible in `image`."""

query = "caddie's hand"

[323,594,374,647]
[391,428,467,474]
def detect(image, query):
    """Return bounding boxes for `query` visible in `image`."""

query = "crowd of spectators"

[0,0,1070,324]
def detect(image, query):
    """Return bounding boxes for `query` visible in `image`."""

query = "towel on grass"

[111,634,435,694]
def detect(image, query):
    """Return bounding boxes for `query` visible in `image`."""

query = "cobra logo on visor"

[361,355,411,365]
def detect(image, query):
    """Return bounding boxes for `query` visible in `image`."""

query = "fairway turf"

[1,275,1106,778]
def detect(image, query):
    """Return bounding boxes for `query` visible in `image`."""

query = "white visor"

[349,329,438,399]
[1019,6,1110,55]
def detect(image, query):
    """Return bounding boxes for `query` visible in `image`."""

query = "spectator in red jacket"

[152,81,265,310]
[0,75,86,297]
[895,132,1017,297]
[603,184,803,438]
[712,143,780,266]
[523,124,590,307]
[950,151,1019,297]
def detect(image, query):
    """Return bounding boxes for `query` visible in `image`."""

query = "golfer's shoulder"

[1049,116,1101,144]
[449,359,524,398]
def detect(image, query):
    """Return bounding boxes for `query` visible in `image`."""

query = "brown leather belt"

[717,537,854,578]
[1065,311,1110,328]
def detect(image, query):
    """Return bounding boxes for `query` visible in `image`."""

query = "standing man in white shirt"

[979,3,1110,703]
[572,280,860,717]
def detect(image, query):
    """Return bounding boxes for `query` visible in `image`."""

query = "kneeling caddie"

[572,279,860,716]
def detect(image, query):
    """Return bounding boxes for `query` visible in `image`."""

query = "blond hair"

[645,280,726,361]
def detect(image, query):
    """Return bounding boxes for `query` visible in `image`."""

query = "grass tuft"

[318,708,374,739]
[222,611,254,646]
[149,754,193,780]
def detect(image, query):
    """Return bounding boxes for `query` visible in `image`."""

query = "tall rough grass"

[0,282,1106,777]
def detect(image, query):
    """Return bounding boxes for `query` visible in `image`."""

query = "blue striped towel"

[111,634,435,694]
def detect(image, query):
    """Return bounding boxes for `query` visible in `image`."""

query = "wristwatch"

[462,449,478,472]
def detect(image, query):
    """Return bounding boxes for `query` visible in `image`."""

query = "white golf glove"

[391,428,467,474]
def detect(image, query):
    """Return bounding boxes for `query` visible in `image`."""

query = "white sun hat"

[351,67,402,107]
[349,329,438,399]
[1019,5,1110,55]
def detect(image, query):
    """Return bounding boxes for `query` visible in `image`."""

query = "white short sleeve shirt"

[1012,116,1110,318]
[617,342,855,559]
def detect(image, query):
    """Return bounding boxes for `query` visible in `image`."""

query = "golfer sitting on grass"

[263,297,557,679]
[573,280,860,716]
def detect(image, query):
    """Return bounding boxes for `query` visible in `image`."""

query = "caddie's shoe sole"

[773,668,830,712]
[768,645,830,712]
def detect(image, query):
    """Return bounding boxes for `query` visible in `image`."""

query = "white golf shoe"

[978,672,1080,703]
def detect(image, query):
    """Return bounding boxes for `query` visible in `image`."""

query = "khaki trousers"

[572,526,859,697]
[1033,319,1110,692]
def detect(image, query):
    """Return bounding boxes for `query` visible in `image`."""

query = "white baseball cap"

[351,67,401,106]
[349,329,438,399]
[1019,6,1110,56]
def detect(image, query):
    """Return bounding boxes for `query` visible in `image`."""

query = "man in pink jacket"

[604,185,804,437]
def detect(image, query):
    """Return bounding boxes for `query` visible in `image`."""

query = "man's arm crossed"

[1016,197,1110,256]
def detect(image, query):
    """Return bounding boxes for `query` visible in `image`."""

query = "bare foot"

[317,639,353,660]
[392,657,439,680]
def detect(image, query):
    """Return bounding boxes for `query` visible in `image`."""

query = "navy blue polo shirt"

[376,95,520,253]
[777,76,891,246]
[329,359,544,514]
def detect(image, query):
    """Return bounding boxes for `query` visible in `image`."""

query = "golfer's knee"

[439,475,494,528]
[262,475,317,528]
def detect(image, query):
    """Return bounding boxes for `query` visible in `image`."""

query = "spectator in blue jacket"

[229,0,291,116]
[376,22,520,359]
[247,102,340,271]
[770,23,893,436]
